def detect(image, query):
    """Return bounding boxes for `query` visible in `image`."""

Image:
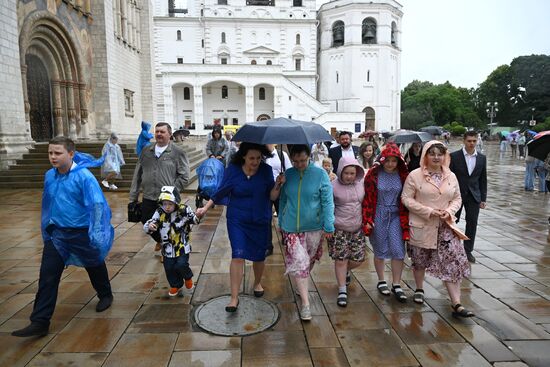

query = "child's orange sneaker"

[185,278,194,289]
[168,287,181,297]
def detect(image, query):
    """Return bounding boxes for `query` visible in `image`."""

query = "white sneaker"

[101,180,109,188]
[109,184,118,190]
[273,211,278,217]
[300,305,312,321]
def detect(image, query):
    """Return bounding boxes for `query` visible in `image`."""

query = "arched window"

[332,21,345,47]
[221,32,226,44]
[251,60,257,65]
[362,18,377,44]
[391,21,397,47]
[221,85,228,99]
[259,87,266,100]
[183,87,190,100]
[266,60,272,65]
[176,30,182,41]
[296,33,301,45]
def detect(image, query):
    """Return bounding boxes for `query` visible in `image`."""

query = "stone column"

[136,5,141,51]
[113,0,120,37]
[84,0,91,14]
[193,85,203,131]
[273,86,282,117]
[245,86,254,123]
[20,65,30,123]
[78,82,89,139]
[64,81,77,140]
[51,80,64,136]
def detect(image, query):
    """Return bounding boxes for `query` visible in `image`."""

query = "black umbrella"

[527,131,550,160]
[232,117,333,172]
[388,130,432,144]
[232,117,333,145]
[420,126,444,135]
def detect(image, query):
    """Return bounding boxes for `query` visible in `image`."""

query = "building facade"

[0,0,155,168]
[154,0,402,135]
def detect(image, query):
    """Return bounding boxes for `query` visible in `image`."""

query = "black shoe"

[11,322,49,337]
[96,294,113,312]
[225,299,239,312]
[466,252,476,263]
[253,289,264,298]
[265,246,274,257]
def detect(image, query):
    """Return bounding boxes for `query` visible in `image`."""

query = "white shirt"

[462,147,477,175]
[155,144,168,158]
[265,150,292,181]
[341,145,355,159]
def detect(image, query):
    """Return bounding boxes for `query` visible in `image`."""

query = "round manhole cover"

[194,295,279,336]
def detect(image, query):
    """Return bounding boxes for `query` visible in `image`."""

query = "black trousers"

[455,193,481,254]
[30,241,112,326]
[163,255,193,288]
[141,198,161,242]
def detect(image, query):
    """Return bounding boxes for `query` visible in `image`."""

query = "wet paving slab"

[0,142,550,365]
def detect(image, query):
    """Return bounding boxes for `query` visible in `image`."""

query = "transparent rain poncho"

[136,121,154,157]
[196,158,225,198]
[41,152,114,267]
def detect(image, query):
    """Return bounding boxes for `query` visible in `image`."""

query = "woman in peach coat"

[401,140,473,318]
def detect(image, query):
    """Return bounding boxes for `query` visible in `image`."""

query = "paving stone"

[127,304,192,333]
[174,331,241,351]
[408,343,491,366]
[505,340,550,367]
[451,324,520,362]
[103,333,177,367]
[337,329,417,366]
[242,330,312,366]
[326,301,389,331]
[76,292,148,319]
[476,309,550,340]
[27,352,107,367]
[0,333,54,367]
[271,302,303,331]
[169,350,241,367]
[303,315,340,347]
[387,311,464,345]
[44,318,131,352]
[310,348,351,367]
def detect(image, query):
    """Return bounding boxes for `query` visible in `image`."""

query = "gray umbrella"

[232,117,333,145]
[388,130,433,144]
[420,126,444,135]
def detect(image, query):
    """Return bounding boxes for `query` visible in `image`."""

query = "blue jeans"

[525,161,536,190]
[537,168,548,192]
[163,254,193,288]
[30,240,112,326]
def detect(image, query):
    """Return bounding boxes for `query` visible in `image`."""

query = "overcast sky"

[318,0,550,89]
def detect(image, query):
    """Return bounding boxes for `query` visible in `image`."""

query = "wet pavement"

[0,141,549,366]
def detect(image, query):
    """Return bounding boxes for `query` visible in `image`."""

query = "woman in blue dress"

[196,143,285,311]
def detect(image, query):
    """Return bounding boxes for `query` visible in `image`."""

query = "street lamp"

[530,107,536,126]
[486,102,498,127]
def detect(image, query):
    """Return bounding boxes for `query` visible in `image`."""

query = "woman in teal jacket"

[279,144,334,321]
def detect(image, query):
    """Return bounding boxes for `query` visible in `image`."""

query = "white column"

[193,85,204,132]
[273,86,282,118]
[164,82,174,126]
[245,86,254,123]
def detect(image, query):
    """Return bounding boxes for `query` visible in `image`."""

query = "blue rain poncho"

[41,152,114,267]
[136,121,154,157]
[196,158,225,198]
[101,135,125,179]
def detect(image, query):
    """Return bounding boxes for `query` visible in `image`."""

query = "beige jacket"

[401,140,468,249]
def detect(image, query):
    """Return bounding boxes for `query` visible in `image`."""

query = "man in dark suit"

[329,131,359,173]
[449,131,487,263]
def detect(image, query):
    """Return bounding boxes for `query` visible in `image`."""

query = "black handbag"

[127,201,142,223]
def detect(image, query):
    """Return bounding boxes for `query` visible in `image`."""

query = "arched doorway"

[26,54,53,141]
[256,114,271,121]
[363,107,375,131]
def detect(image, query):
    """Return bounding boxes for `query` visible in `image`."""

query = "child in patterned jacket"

[144,186,199,297]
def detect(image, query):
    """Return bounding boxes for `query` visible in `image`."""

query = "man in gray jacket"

[129,122,190,247]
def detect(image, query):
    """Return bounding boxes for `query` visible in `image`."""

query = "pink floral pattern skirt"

[282,230,324,278]
[407,223,470,283]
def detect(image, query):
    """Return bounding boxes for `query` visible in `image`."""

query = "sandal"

[377,281,391,296]
[413,289,425,304]
[337,291,348,307]
[346,271,352,286]
[392,284,407,303]
[452,303,474,318]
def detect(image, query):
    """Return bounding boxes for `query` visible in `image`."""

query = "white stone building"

[0,0,155,168]
[154,0,402,136]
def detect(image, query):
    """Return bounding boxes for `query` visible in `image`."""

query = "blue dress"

[211,162,274,261]
[370,170,405,260]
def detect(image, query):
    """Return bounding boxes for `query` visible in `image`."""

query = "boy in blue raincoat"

[12,136,114,337]
[136,121,154,157]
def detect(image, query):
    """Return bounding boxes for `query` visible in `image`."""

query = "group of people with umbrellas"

[196,118,483,321]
